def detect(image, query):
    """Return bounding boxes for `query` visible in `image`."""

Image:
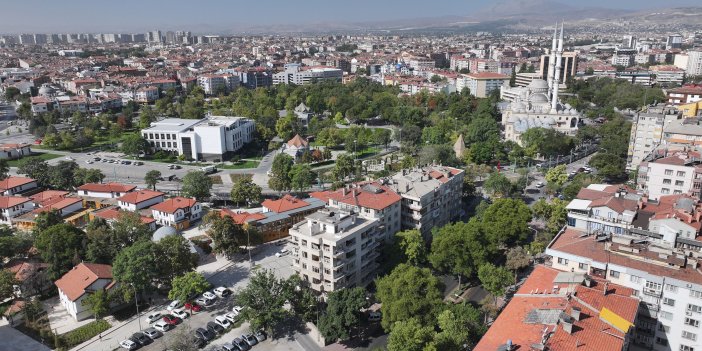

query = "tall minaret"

[551,22,564,111]
[546,24,558,101]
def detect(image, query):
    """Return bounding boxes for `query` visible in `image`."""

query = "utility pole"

[131,283,142,331]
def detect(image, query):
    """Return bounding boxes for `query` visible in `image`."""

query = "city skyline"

[1,0,701,34]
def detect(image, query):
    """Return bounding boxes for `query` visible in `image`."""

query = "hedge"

[59,319,111,349]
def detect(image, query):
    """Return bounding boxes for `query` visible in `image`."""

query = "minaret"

[546,24,558,101]
[551,22,564,112]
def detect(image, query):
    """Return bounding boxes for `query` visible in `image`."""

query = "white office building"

[141,116,255,161]
[273,64,343,85]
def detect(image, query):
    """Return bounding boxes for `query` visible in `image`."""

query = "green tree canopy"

[112,240,158,293]
[429,221,491,285]
[396,230,427,266]
[181,171,213,200]
[121,134,149,158]
[478,263,515,299]
[168,271,211,302]
[545,164,569,187]
[35,224,86,280]
[230,176,262,206]
[268,153,294,192]
[387,318,437,351]
[155,235,198,285]
[144,170,161,190]
[289,163,315,193]
[236,269,290,334]
[318,287,368,341]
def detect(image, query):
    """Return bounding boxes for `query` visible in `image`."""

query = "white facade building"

[626,105,680,171]
[0,196,34,225]
[150,197,202,230]
[687,51,702,76]
[273,64,343,85]
[197,74,239,95]
[117,190,165,211]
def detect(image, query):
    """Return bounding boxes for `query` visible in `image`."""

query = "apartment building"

[134,86,159,104]
[668,85,702,105]
[141,116,255,161]
[272,64,343,85]
[197,74,239,95]
[289,208,381,294]
[627,105,681,171]
[310,181,402,241]
[687,51,702,76]
[456,72,509,98]
[539,51,578,83]
[637,151,702,200]
[663,117,702,148]
[387,166,464,239]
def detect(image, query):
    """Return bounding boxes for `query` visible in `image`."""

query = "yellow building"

[680,101,702,118]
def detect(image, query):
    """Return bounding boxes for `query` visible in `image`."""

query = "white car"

[224,312,239,323]
[232,305,243,314]
[145,312,162,324]
[213,286,232,298]
[195,297,214,307]
[276,249,289,257]
[535,182,544,188]
[202,291,217,300]
[167,300,182,311]
[153,320,172,332]
[85,160,93,164]
[214,315,231,328]
[172,308,189,319]
[119,339,138,350]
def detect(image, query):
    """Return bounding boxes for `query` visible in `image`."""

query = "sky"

[0,0,699,33]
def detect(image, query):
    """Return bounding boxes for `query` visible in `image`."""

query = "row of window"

[660,188,684,195]
[662,179,686,186]
[664,169,687,177]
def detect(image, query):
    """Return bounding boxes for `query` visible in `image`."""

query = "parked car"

[535,182,544,188]
[275,249,289,257]
[85,160,93,164]
[221,342,238,351]
[142,327,163,340]
[167,300,182,311]
[145,312,162,324]
[202,291,217,300]
[192,336,206,348]
[232,305,243,314]
[172,308,189,319]
[119,339,139,350]
[368,311,382,322]
[224,312,239,323]
[195,297,214,307]
[213,286,232,298]
[206,321,225,335]
[254,330,267,342]
[131,332,153,346]
[215,315,231,329]
[184,302,202,312]
[243,333,258,346]
[153,320,172,332]
[233,337,250,350]
[195,327,214,342]
[163,314,182,325]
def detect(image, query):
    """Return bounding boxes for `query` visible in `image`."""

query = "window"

[578,263,588,270]
[688,304,702,313]
[692,290,702,299]
[609,270,620,278]
[682,331,697,341]
[665,169,674,175]
[655,337,668,346]
[676,180,685,186]
[679,171,687,177]
[557,257,569,265]
[662,188,670,194]
[646,281,662,291]
[660,311,673,320]
[663,179,672,185]
[666,284,678,293]
[630,275,642,284]
[680,345,695,351]
[686,318,700,328]
[663,298,675,306]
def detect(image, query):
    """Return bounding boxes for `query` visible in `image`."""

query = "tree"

[166,325,199,351]
[138,107,156,129]
[121,134,148,158]
[374,128,392,149]
[482,172,512,198]
[545,164,568,187]
[33,209,64,236]
[478,263,515,303]
[332,153,355,182]
[268,153,294,192]
[35,224,86,280]
[4,86,20,100]
[0,159,8,180]
[430,221,490,287]
[505,247,531,280]
[112,240,158,294]
[230,177,262,206]
[509,69,516,87]
[396,230,426,266]
[275,114,297,140]
[73,168,105,185]
[0,226,32,261]
[47,160,80,190]
[435,304,485,350]
[17,158,49,187]
[375,264,443,332]
[202,212,253,256]
[155,235,198,285]
[111,211,152,246]
[144,170,161,190]
[289,163,315,193]
[236,269,289,334]
[0,270,18,301]
[181,171,213,200]
[284,274,318,323]
[318,287,367,341]
[481,198,532,247]
[85,219,115,264]
[387,318,437,351]
[168,271,211,302]
[83,289,111,320]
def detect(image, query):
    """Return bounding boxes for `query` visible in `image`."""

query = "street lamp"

[130,283,142,332]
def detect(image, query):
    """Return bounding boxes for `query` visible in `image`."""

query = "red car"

[162,314,182,325]
[184,302,202,312]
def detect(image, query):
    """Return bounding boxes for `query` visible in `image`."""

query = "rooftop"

[150,197,197,214]
[54,263,114,302]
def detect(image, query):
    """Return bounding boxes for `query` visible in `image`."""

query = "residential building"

[90,206,156,231]
[475,265,638,351]
[565,184,640,235]
[626,105,680,171]
[386,165,463,239]
[77,182,136,199]
[4,259,50,297]
[0,144,31,160]
[0,196,34,225]
[0,177,38,196]
[649,65,686,86]
[141,116,255,161]
[668,85,702,105]
[55,263,116,321]
[456,72,509,98]
[134,86,159,104]
[197,74,239,95]
[681,101,702,118]
[273,64,343,85]
[310,181,402,241]
[117,190,165,211]
[687,51,702,76]
[237,68,272,89]
[637,151,702,200]
[611,49,636,67]
[282,134,309,158]
[662,117,702,148]
[150,197,202,230]
[289,208,382,293]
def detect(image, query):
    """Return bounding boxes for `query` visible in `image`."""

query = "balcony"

[333,260,345,270]
[408,203,422,211]
[333,249,345,258]
[333,273,346,282]
[411,212,422,220]
[642,287,662,297]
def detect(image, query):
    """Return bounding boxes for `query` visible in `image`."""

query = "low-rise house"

[0,143,31,160]
[77,182,136,199]
[117,190,165,211]
[282,134,309,158]
[0,176,38,196]
[0,196,34,225]
[90,206,157,231]
[4,259,50,297]
[55,263,116,321]
[150,197,202,230]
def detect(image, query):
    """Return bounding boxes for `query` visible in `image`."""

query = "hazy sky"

[1,0,699,33]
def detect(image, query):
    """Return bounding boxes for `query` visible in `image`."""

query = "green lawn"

[218,160,260,169]
[7,152,61,166]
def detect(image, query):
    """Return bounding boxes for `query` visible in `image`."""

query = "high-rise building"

[626,105,680,171]
[687,51,702,76]
[667,34,684,50]
[622,35,636,49]
[539,52,577,85]
[147,30,162,43]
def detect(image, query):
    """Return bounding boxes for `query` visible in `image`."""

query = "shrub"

[59,319,110,349]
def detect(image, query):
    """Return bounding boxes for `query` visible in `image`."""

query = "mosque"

[500,23,581,146]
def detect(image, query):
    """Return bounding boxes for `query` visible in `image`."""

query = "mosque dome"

[152,226,178,242]
[529,93,549,104]
[527,79,549,92]
[511,101,526,112]
[38,84,55,96]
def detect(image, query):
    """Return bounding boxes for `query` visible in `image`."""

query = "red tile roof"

[54,263,113,302]
[117,190,164,204]
[34,197,81,212]
[150,197,197,214]
[287,134,309,148]
[0,176,35,191]
[310,181,401,210]
[92,206,156,224]
[0,196,32,209]
[220,208,265,224]
[29,190,69,207]
[77,182,137,193]
[466,72,509,79]
[261,195,310,213]
[4,259,48,282]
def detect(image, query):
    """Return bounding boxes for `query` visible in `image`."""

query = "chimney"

[570,306,581,321]
[560,315,575,334]
[603,281,609,296]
